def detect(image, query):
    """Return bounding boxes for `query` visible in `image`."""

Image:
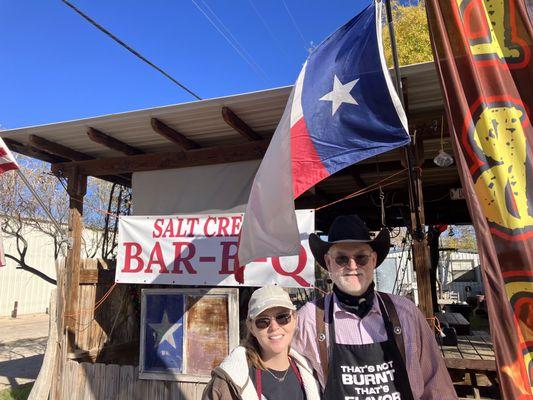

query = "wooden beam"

[222,107,262,141]
[150,118,200,150]
[29,134,93,161]
[2,138,70,164]
[79,269,115,285]
[26,135,131,186]
[67,341,139,362]
[444,358,496,372]
[87,128,144,156]
[63,167,87,354]
[406,144,434,320]
[51,140,269,176]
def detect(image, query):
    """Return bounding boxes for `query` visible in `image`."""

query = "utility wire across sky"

[190,0,269,82]
[61,0,202,100]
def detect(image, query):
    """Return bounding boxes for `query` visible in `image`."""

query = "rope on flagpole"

[384,0,424,241]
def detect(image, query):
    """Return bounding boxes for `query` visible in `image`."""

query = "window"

[450,259,476,282]
[139,288,239,382]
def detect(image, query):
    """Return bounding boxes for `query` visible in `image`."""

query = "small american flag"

[0,137,17,266]
[0,137,18,174]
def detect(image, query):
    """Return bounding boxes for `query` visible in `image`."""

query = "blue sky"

[1,0,374,129]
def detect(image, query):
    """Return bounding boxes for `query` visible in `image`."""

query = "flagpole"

[16,169,65,235]
[384,0,424,240]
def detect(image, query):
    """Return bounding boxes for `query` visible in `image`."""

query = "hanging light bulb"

[434,116,454,167]
[434,149,454,167]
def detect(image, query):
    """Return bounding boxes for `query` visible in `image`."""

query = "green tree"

[382,1,433,66]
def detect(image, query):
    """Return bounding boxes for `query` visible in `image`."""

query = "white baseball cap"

[247,285,296,320]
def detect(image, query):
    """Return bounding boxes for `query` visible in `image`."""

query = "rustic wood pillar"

[63,167,87,353]
[403,141,434,321]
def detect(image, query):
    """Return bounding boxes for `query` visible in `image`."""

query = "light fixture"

[434,116,454,167]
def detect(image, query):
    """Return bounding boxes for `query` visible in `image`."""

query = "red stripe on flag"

[290,117,330,198]
[0,148,7,158]
[0,162,18,174]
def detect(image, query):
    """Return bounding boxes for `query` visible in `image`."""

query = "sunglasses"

[253,311,293,330]
[331,253,372,267]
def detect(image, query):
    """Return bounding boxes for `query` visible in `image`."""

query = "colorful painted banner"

[425,1,533,398]
[116,210,315,288]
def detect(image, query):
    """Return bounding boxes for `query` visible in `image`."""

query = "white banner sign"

[116,210,315,287]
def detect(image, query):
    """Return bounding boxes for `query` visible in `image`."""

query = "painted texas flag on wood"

[238,2,409,266]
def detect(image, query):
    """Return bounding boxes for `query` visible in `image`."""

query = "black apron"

[323,295,415,400]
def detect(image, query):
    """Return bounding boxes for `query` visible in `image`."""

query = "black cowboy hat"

[309,215,390,269]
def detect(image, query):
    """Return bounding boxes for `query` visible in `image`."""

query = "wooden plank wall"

[75,259,139,364]
[60,360,207,400]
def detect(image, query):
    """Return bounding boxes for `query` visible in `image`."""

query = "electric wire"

[198,0,265,73]
[61,0,202,100]
[280,0,309,50]
[248,0,290,58]
[191,0,268,81]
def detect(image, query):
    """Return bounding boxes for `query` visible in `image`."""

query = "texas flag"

[238,1,409,266]
[0,137,19,175]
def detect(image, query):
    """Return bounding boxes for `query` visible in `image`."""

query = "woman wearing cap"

[202,285,321,400]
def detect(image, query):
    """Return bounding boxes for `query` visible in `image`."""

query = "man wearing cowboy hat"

[292,215,456,399]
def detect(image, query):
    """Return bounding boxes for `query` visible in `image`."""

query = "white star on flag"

[149,311,182,349]
[319,75,359,116]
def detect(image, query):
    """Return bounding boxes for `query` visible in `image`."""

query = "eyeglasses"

[253,311,293,330]
[331,253,372,267]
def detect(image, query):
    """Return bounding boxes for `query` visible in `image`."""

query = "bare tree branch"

[4,254,57,285]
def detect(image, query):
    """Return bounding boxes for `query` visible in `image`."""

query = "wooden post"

[405,142,434,321]
[63,167,87,353]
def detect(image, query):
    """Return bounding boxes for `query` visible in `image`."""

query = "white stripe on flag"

[0,137,19,173]
[290,62,307,127]
[238,89,301,266]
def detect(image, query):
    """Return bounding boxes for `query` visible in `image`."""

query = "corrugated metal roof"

[0,62,442,161]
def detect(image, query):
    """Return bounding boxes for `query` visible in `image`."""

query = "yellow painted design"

[472,106,532,230]
[456,0,521,61]
[504,279,533,391]
[505,280,533,336]
[505,281,533,299]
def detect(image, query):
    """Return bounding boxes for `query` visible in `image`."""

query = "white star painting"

[149,311,182,349]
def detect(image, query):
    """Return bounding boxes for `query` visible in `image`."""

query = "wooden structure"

[1,61,485,399]
[437,311,471,335]
[440,331,499,399]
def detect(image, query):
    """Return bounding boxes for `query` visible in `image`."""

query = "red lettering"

[162,220,174,238]
[219,241,239,274]
[203,217,217,237]
[230,216,243,236]
[121,242,144,272]
[174,218,186,237]
[271,245,310,286]
[187,218,200,237]
[217,217,230,236]
[145,242,169,274]
[153,219,164,238]
[172,242,197,274]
